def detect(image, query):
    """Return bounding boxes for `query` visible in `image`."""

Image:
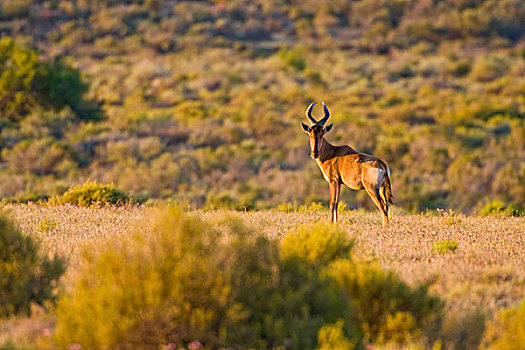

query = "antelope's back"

[340,152,388,189]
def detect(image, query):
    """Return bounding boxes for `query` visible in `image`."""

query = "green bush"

[204,192,236,210]
[282,223,442,346]
[298,202,327,213]
[481,299,525,349]
[1,138,73,176]
[0,37,38,120]
[50,180,131,207]
[479,200,523,217]
[0,212,64,317]
[1,0,31,18]
[317,319,356,350]
[0,341,30,350]
[470,56,508,82]
[278,223,359,348]
[55,208,352,349]
[440,308,486,350]
[325,259,442,346]
[38,218,57,233]
[0,37,95,121]
[277,47,306,71]
[33,58,90,117]
[276,202,298,212]
[281,223,354,267]
[433,240,459,254]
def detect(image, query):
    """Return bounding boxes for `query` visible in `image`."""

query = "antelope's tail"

[381,166,394,205]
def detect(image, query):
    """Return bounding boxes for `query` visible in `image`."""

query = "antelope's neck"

[317,137,336,163]
[314,138,335,182]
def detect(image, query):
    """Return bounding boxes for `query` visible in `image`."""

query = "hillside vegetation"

[0,0,524,212]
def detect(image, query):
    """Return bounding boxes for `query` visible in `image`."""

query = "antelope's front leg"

[329,181,337,223]
[334,181,341,223]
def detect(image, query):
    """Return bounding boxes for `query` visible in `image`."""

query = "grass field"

[1,204,524,348]
[6,204,525,312]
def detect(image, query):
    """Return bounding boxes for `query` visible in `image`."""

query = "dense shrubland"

[0,0,523,213]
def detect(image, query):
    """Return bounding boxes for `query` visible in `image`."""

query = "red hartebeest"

[301,102,394,225]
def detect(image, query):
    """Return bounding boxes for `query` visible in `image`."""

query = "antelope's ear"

[301,122,311,133]
[324,124,333,133]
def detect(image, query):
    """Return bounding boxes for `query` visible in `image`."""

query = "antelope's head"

[301,102,333,159]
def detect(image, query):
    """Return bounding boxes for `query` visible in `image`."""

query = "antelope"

[301,102,394,225]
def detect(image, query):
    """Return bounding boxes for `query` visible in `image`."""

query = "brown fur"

[305,124,393,225]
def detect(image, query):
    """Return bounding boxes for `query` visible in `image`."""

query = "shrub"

[277,47,306,71]
[283,223,443,346]
[0,37,38,119]
[38,218,57,233]
[55,208,354,349]
[0,341,28,350]
[0,37,95,121]
[481,299,525,349]
[276,202,298,212]
[1,1,31,18]
[440,308,486,350]
[479,200,523,217]
[479,200,505,216]
[470,56,508,82]
[443,212,462,226]
[204,192,236,210]
[325,259,443,345]
[433,240,458,254]
[33,58,90,118]
[377,312,420,345]
[298,202,327,213]
[451,60,471,77]
[281,223,354,267]
[0,212,64,317]
[317,320,356,350]
[55,211,442,349]
[50,180,130,207]
[1,138,73,176]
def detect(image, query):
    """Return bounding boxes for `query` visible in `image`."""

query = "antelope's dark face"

[301,123,333,158]
[301,102,333,159]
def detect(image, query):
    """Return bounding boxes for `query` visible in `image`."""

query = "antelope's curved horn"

[305,102,317,124]
[318,101,330,126]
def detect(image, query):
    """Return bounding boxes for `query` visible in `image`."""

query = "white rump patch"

[366,168,383,183]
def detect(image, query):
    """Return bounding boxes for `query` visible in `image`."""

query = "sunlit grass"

[1,204,524,348]
[2,203,522,313]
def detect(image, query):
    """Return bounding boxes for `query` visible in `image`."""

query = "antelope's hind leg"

[363,183,389,226]
[380,184,390,226]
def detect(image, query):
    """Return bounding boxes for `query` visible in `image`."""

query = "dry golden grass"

[237,208,525,313]
[4,204,524,313]
[1,204,524,348]
[1,203,147,260]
